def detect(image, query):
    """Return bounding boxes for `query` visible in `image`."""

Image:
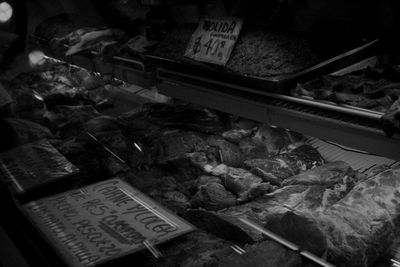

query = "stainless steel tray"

[147,39,378,94]
[293,56,385,121]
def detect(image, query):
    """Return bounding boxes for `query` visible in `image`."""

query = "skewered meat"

[244,144,324,185]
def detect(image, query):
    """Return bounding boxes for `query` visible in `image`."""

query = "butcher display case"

[2,1,400,267]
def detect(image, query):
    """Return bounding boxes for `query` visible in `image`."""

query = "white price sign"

[185,17,243,66]
[24,179,194,267]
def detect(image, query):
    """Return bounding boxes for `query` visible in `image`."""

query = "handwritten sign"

[185,17,243,65]
[23,179,195,267]
[0,139,79,194]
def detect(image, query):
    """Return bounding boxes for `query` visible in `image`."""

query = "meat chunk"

[281,161,356,187]
[191,182,237,211]
[206,135,243,167]
[222,128,255,144]
[45,105,100,138]
[244,144,324,185]
[312,167,400,267]
[211,162,358,243]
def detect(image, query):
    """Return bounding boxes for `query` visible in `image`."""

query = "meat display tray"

[147,39,378,94]
[293,56,386,121]
[30,35,157,88]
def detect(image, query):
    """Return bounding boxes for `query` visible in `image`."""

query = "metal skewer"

[239,217,335,267]
[87,132,126,164]
[231,245,246,255]
[143,240,163,259]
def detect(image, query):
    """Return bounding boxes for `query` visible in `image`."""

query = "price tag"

[185,17,243,66]
[23,179,195,267]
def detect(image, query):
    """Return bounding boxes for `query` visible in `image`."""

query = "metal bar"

[113,56,146,72]
[238,218,299,251]
[239,218,335,267]
[158,68,382,121]
[143,240,162,259]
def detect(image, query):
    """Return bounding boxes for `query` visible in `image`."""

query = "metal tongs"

[239,218,335,267]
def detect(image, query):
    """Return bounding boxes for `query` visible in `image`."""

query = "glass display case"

[1,1,400,267]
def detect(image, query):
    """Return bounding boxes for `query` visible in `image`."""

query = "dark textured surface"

[154,25,317,78]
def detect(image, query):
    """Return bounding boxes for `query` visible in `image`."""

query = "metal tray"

[293,56,386,121]
[30,35,157,88]
[146,39,378,94]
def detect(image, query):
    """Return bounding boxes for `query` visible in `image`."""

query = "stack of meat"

[3,60,400,267]
[292,63,400,137]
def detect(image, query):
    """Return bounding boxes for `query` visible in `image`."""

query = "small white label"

[185,17,243,66]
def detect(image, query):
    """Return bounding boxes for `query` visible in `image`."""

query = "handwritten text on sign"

[185,17,243,65]
[23,179,194,267]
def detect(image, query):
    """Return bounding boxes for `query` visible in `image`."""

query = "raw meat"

[222,128,255,144]
[252,125,305,155]
[312,166,400,267]
[191,182,237,211]
[222,166,275,202]
[211,162,358,243]
[281,161,356,187]
[45,105,100,138]
[244,144,324,185]
[206,135,243,167]
[52,27,125,56]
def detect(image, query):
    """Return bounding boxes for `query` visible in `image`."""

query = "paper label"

[23,179,195,267]
[185,17,243,65]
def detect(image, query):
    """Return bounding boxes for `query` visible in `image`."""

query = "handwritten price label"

[185,17,243,65]
[24,179,194,267]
